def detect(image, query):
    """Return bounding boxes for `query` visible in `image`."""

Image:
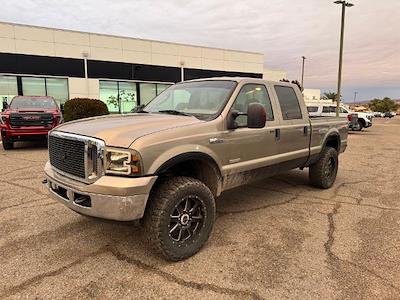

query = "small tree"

[280,79,303,91]
[63,98,109,122]
[368,97,399,112]
[107,90,136,113]
[322,92,338,101]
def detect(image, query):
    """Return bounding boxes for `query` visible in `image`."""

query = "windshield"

[144,80,237,120]
[10,97,57,109]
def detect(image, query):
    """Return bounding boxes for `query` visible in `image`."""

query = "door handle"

[275,129,280,141]
[303,126,308,136]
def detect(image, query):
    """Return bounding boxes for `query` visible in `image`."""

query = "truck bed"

[309,116,348,155]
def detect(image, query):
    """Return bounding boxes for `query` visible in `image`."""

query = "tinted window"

[274,86,302,120]
[233,84,273,126]
[307,106,318,113]
[322,106,336,113]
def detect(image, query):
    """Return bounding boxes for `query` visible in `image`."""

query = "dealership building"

[0,22,286,113]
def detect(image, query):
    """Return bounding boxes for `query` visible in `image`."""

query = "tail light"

[347,114,352,122]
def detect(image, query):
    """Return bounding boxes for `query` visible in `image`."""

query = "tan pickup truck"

[44,77,348,261]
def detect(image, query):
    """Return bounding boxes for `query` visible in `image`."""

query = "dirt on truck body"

[44,77,348,261]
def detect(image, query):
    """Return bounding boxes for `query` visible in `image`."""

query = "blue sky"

[1,0,399,102]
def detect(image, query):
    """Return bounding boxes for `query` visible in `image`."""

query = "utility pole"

[353,91,358,104]
[334,1,354,116]
[301,56,306,90]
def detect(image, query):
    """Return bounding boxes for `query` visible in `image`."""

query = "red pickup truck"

[0,96,63,150]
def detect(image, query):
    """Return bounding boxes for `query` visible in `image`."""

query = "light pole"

[353,91,358,104]
[301,56,306,90]
[334,1,354,116]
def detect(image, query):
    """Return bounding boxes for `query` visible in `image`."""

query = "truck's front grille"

[10,113,53,127]
[49,135,86,178]
[48,132,105,183]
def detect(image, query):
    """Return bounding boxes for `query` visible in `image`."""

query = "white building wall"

[68,78,99,99]
[303,89,321,102]
[0,22,264,74]
[262,69,287,81]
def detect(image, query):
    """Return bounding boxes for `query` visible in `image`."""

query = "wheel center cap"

[180,213,190,225]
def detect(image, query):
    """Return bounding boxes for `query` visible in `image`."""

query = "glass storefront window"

[46,78,69,104]
[0,76,18,109]
[119,82,137,113]
[99,80,171,113]
[22,77,46,96]
[140,83,157,105]
[156,84,171,95]
[99,81,137,113]
[21,77,69,106]
[99,81,119,113]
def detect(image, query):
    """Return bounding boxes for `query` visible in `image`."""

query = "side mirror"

[2,101,8,111]
[227,110,240,130]
[247,103,266,129]
[59,103,64,113]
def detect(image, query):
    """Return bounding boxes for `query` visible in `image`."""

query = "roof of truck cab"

[184,77,288,85]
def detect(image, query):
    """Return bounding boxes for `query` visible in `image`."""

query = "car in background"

[384,112,395,118]
[0,96,63,150]
[373,112,385,117]
[306,102,372,131]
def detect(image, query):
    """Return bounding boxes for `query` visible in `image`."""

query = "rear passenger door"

[272,84,310,170]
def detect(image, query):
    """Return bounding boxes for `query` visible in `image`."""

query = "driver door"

[222,83,281,188]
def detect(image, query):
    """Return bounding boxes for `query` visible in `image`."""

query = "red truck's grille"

[49,135,86,179]
[9,113,53,127]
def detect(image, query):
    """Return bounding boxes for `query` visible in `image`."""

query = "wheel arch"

[323,132,341,152]
[154,152,223,197]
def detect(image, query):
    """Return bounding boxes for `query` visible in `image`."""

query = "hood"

[55,113,203,148]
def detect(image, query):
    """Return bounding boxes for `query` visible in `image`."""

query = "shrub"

[63,98,109,122]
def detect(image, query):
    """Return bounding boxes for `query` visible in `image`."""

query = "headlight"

[0,115,7,125]
[104,148,142,176]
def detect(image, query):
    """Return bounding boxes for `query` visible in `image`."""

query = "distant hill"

[346,99,400,105]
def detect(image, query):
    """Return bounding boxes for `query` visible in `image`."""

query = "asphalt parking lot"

[1,117,399,299]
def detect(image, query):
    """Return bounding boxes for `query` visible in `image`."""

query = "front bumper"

[1,126,51,140]
[44,161,157,221]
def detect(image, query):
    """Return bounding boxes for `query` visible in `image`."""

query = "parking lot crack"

[2,179,48,197]
[323,204,400,293]
[324,203,340,261]
[0,197,49,213]
[0,246,110,298]
[109,246,264,299]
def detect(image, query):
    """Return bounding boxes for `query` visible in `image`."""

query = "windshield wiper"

[158,110,191,116]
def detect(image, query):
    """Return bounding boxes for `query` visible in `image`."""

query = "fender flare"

[155,152,222,179]
[322,132,341,152]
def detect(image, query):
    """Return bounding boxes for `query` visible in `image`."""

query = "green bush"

[63,98,109,122]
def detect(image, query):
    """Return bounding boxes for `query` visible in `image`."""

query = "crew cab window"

[307,106,318,113]
[274,86,302,120]
[233,84,273,127]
